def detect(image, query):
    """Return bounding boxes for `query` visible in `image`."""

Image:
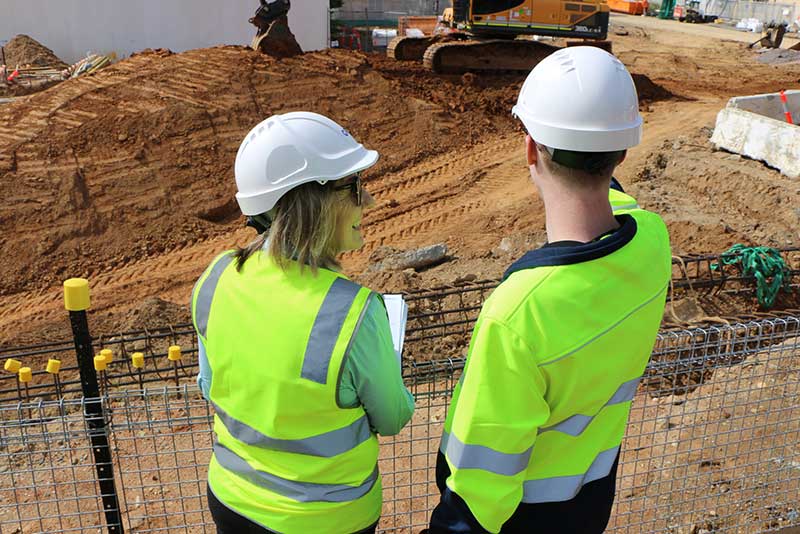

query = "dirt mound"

[0,46,518,297]
[368,54,676,122]
[2,34,67,69]
[632,73,676,104]
[117,297,190,331]
[628,130,800,254]
[756,48,800,65]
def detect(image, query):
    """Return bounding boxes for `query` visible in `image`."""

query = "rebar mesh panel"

[0,399,116,533]
[611,320,800,533]
[108,388,214,534]
[1,318,799,533]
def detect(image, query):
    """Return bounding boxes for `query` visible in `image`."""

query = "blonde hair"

[234,182,349,274]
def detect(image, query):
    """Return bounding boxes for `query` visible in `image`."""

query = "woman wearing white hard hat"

[191,112,414,534]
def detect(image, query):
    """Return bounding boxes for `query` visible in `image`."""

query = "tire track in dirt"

[1,45,533,342]
[0,132,526,338]
[369,137,512,198]
[351,134,529,265]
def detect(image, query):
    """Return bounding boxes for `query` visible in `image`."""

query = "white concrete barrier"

[711,90,800,178]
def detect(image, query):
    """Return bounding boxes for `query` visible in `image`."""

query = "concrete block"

[711,90,800,178]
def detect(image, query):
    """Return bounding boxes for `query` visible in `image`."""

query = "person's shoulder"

[482,266,554,323]
[629,209,671,251]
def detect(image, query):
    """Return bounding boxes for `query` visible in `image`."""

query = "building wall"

[338,0,443,18]
[0,0,327,65]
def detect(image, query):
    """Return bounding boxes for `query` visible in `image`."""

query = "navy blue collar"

[502,214,637,281]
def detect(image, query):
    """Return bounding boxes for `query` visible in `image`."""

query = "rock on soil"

[368,243,448,272]
[2,34,67,69]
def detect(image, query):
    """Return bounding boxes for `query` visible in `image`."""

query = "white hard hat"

[234,111,379,216]
[512,47,642,153]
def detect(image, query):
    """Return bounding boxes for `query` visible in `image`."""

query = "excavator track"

[387,36,437,61]
[423,39,562,74]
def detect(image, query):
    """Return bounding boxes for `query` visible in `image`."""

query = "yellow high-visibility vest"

[192,251,380,533]
[440,208,671,532]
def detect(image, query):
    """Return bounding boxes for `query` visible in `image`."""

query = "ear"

[526,135,538,167]
[618,150,627,165]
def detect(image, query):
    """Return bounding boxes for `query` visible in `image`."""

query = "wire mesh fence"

[2,251,800,534]
[2,247,798,404]
[1,315,799,533]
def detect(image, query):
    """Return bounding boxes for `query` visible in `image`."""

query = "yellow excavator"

[388,0,611,74]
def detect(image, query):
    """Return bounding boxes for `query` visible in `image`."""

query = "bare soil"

[2,17,800,534]
[0,18,799,347]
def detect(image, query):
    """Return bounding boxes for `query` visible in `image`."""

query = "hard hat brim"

[513,104,642,152]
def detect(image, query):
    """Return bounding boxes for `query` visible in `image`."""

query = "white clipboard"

[382,294,408,364]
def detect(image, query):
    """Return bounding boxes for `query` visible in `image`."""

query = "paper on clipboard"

[382,294,408,364]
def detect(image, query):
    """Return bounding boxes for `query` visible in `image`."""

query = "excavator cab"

[457,0,608,40]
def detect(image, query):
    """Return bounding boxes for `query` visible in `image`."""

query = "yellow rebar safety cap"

[63,278,90,311]
[19,367,32,382]
[94,355,107,371]
[132,352,145,368]
[168,346,182,361]
[100,348,113,363]
[46,359,61,374]
[4,358,21,373]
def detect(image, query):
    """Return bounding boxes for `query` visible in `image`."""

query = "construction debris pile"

[1,34,67,69]
[1,34,113,97]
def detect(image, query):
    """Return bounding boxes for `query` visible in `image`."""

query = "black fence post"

[64,278,125,534]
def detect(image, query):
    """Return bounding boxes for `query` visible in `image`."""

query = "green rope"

[710,244,789,308]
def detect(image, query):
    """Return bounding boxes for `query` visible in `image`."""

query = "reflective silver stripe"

[214,442,378,503]
[302,278,362,384]
[612,202,639,212]
[521,446,619,504]
[538,377,641,437]
[214,403,371,457]
[194,253,234,338]
[440,430,532,477]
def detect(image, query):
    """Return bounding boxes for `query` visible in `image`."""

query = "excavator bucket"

[249,0,302,58]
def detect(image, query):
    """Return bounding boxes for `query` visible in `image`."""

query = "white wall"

[0,0,327,65]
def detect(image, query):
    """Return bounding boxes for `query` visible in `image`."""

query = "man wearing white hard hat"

[191,112,414,533]
[427,47,672,533]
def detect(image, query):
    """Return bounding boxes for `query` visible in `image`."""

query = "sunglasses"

[332,173,363,206]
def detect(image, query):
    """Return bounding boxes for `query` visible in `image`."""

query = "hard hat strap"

[544,146,625,175]
[246,214,272,234]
